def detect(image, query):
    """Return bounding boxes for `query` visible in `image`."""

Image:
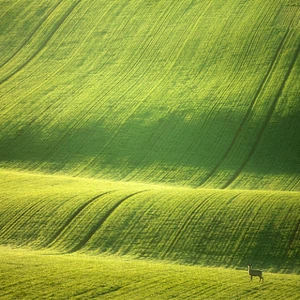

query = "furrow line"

[223,31,300,189]
[162,193,216,259]
[0,198,48,241]
[0,278,44,297]
[129,192,188,258]
[198,193,240,251]
[33,3,120,164]
[158,193,201,259]
[89,286,122,298]
[0,201,40,239]
[0,1,41,66]
[223,195,257,259]
[73,1,164,110]
[113,193,159,255]
[0,100,58,161]
[140,108,182,181]
[202,3,262,99]
[120,2,188,94]
[151,0,213,91]
[47,191,114,248]
[42,4,149,164]
[35,195,79,248]
[198,23,292,188]
[211,2,277,106]
[152,6,207,174]
[0,0,21,20]
[123,107,173,179]
[0,0,81,85]
[146,279,192,299]
[119,2,187,80]
[79,0,175,110]
[240,194,276,261]
[78,2,187,173]
[0,1,61,70]
[287,219,300,253]
[119,4,213,179]
[90,8,190,164]
[68,190,148,253]
[0,1,111,113]
[180,38,253,181]
[273,201,300,260]
[188,4,277,183]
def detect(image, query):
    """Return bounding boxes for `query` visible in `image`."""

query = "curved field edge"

[0,169,299,273]
[0,246,299,300]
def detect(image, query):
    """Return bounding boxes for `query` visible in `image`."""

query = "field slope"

[0,0,299,190]
[1,246,300,300]
[0,170,299,273]
[0,0,299,299]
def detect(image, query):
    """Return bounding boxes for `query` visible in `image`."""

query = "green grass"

[0,0,300,298]
[0,0,299,190]
[0,169,299,274]
[1,246,300,300]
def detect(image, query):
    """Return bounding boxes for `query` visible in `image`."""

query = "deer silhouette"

[248,264,264,282]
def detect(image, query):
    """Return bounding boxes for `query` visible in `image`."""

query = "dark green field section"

[0,0,299,190]
[1,170,299,273]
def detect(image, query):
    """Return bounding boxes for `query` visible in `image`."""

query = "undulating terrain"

[0,0,299,299]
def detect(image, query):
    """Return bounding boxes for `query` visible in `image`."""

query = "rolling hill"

[0,0,299,299]
[0,0,299,190]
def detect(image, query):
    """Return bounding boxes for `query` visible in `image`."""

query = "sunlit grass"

[1,246,299,300]
[0,0,299,298]
[1,169,299,273]
[0,0,299,190]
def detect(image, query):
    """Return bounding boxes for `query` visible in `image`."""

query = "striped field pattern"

[0,0,299,189]
[0,0,300,298]
[1,246,300,300]
[0,171,299,269]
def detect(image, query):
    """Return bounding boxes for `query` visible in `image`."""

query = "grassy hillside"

[0,0,299,190]
[1,170,299,273]
[0,0,299,298]
[1,246,300,300]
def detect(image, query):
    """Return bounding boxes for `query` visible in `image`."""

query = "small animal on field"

[248,264,264,282]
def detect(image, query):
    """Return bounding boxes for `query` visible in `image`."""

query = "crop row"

[0,1,299,190]
[1,245,300,299]
[0,169,299,272]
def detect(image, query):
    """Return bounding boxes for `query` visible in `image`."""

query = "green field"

[1,246,300,300]
[0,0,299,299]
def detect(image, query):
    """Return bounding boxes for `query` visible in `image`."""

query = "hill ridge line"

[0,168,299,194]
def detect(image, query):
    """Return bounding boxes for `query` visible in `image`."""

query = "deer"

[248,264,264,282]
